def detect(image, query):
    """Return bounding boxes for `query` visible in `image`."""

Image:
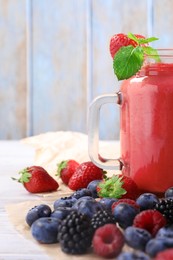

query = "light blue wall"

[0,0,172,140]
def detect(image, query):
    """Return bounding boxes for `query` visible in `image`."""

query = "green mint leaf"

[137,37,159,45]
[113,45,144,80]
[127,32,139,43]
[143,46,161,62]
[128,32,159,45]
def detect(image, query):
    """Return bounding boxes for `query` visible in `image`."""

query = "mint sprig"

[128,32,159,45]
[113,33,160,80]
[113,45,144,81]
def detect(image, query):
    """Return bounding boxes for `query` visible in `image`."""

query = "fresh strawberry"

[92,223,124,258]
[97,174,139,200]
[111,198,140,213]
[119,174,140,199]
[68,161,105,191]
[109,33,146,58]
[12,166,59,193]
[56,159,79,185]
[133,209,167,236]
[110,33,130,58]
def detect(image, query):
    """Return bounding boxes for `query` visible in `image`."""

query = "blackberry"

[58,210,93,254]
[91,209,116,230]
[155,198,173,223]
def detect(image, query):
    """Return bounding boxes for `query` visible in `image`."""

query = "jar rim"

[147,49,173,57]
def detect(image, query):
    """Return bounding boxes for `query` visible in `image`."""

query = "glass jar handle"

[88,93,121,170]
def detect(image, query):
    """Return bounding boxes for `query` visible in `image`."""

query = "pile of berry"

[25,164,173,259]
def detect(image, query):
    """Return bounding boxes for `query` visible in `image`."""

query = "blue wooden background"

[0,0,173,140]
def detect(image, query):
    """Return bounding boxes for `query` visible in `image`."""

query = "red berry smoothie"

[120,62,173,193]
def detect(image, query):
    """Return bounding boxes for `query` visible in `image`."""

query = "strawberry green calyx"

[12,168,31,183]
[56,160,68,176]
[97,175,127,199]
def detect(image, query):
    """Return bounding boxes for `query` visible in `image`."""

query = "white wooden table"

[0,139,120,260]
[0,141,51,260]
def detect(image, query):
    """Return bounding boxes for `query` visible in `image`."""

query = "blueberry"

[124,226,152,251]
[112,203,139,229]
[87,180,101,198]
[136,193,159,210]
[99,198,118,212]
[72,188,92,199]
[31,217,61,244]
[117,251,150,260]
[53,196,77,209]
[72,195,95,209]
[26,204,52,226]
[72,199,103,218]
[156,225,173,239]
[51,207,72,220]
[165,187,173,198]
[146,238,173,257]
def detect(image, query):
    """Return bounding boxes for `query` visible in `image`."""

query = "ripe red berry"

[97,174,139,200]
[119,174,140,200]
[56,159,79,185]
[68,161,104,191]
[110,33,131,58]
[155,248,173,260]
[12,166,59,193]
[109,33,146,58]
[92,223,124,258]
[133,209,167,236]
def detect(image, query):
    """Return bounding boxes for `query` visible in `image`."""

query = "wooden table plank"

[0,141,50,259]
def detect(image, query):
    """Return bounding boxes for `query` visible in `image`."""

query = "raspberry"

[155,248,173,260]
[111,198,140,213]
[133,209,167,236]
[92,223,124,258]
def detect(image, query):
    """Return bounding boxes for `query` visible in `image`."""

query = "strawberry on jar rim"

[109,33,146,58]
[110,32,159,80]
[12,165,59,193]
